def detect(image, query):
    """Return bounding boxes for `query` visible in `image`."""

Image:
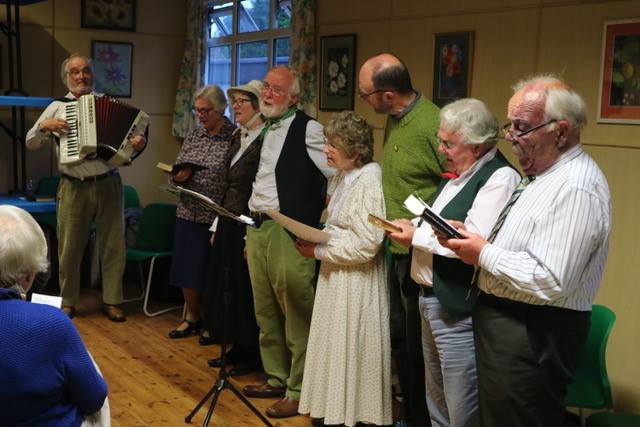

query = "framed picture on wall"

[432,32,474,108]
[91,40,133,97]
[319,34,357,111]
[597,19,640,124]
[82,0,137,32]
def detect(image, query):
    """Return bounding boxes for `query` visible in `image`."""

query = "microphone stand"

[185,245,273,427]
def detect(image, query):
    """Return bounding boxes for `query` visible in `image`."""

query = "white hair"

[60,53,93,86]
[0,205,48,289]
[513,74,587,130]
[440,98,499,149]
[195,84,228,112]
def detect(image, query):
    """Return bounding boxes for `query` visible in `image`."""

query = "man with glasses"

[440,75,612,426]
[26,53,146,322]
[358,53,444,427]
[241,66,333,419]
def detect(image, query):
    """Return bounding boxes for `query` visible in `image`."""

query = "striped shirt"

[478,144,611,311]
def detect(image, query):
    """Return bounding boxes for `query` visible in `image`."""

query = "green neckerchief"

[259,106,298,139]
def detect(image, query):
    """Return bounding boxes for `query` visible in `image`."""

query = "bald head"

[359,53,414,96]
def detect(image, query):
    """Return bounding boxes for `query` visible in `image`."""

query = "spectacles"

[501,119,557,139]
[67,68,92,77]
[231,98,252,106]
[358,89,383,99]
[437,137,457,150]
[192,107,214,115]
[262,81,286,97]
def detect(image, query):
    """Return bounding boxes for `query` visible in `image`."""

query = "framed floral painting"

[91,41,133,97]
[82,0,136,32]
[598,19,640,124]
[432,32,474,107]
[320,34,356,110]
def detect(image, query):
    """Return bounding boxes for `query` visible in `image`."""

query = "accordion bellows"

[60,94,150,166]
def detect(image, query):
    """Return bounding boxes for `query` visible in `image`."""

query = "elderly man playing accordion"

[26,53,146,322]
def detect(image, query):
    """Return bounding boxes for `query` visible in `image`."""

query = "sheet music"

[404,194,464,239]
[163,185,254,226]
[266,209,331,244]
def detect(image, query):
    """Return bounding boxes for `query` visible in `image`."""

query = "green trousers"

[57,174,125,307]
[246,221,316,400]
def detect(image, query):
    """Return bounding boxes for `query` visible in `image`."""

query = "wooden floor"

[72,289,311,427]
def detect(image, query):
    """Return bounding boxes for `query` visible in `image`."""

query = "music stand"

[185,260,273,426]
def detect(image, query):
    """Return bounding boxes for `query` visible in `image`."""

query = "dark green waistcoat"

[431,150,516,315]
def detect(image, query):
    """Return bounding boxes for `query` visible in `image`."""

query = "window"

[205,0,291,100]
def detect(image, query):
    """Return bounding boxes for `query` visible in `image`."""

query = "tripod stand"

[185,261,273,426]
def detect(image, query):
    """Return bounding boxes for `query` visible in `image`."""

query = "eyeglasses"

[437,137,457,151]
[231,98,252,106]
[358,89,383,99]
[262,81,286,97]
[67,68,92,77]
[501,119,557,139]
[192,107,214,115]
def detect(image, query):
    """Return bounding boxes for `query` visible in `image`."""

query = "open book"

[162,185,254,226]
[404,194,464,239]
[266,209,331,244]
[157,161,205,174]
[367,213,402,233]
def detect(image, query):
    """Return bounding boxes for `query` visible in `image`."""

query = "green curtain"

[172,0,207,138]
[290,0,317,117]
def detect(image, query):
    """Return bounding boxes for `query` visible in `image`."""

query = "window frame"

[204,0,291,87]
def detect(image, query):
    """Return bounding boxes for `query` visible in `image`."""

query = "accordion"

[59,94,150,166]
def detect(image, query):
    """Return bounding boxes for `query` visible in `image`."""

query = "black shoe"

[168,320,201,339]
[198,332,221,346]
[311,418,324,427]
[208,350,239,367]
[228,363,260,377]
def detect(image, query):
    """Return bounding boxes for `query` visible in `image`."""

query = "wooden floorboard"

[72,289,311,427]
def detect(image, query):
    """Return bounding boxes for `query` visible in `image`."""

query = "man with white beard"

[242,66,333,419]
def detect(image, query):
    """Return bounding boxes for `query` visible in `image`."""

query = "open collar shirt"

[248,113,333,213]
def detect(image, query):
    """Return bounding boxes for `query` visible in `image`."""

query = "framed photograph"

[82,0,136,32]
[597,19,640,124]
[91,40,133,97]
[320,34,356,111]
[432,32,474,108]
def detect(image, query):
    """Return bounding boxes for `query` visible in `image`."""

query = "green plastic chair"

[124,185,140,209]
[566,304,616,426]
[125,203,182,317]
[587,412,640,427]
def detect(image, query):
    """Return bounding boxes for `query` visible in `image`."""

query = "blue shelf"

[0,95,53,107]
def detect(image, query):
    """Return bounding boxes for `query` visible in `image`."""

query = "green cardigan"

[382,94,444,254]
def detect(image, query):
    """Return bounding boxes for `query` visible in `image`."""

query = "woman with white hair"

[168,84,236,339]
[388,98,520,426]
[0,205,108,426]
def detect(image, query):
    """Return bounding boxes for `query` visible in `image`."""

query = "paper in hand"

[266,209,331,244]
[404,194,464,239]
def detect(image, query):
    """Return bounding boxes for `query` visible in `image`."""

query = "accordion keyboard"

[60,103,80,164]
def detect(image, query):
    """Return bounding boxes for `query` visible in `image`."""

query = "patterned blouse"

[175,117,236,224]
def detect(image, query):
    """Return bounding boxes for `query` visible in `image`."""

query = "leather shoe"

[198,332,220,346]
[208,350,239,368]
[102,304,126,322]
[265,397,299,418]
[242,382,286,398]
[228,363,259,377]
[62,306,75,319]
[168,319,201,339]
